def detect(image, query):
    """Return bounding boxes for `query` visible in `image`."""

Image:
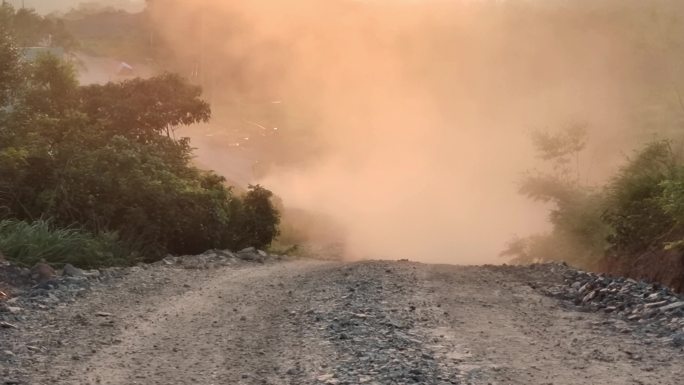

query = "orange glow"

[151,0,658,264]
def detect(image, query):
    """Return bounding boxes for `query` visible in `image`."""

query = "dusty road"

[6,260,684,384]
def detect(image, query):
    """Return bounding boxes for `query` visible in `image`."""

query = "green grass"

[0,219,137,268]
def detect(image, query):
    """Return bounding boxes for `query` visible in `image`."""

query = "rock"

[62,264,84,277]
[547,264,684,346]
[0,321,17,329]
[671,333,684,347]
[32,279,59,291]
[83,269,101,278]
[95,312,113,317]
[582,290,597,303]
[257,249,268,257]
[6,306,21,314]
[216,250,237,259]
[644,300,668,309]
[237,249,263,263]
[659,301,684,312]
[578,282,591,294]
[31,262,55,283]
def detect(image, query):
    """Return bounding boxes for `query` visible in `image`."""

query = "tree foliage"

[508,133,684,271]
[602,141,679,255]
[504,125,609,269]
[0,30,280,266]
[3,6,78,50]
[0,6,20,108]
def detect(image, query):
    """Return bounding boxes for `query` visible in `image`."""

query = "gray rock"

[62,264,84,277]
[644,300,668,309]
[0,321,17,329]
[6,306,21,314]
[582,290,596,303]
[659,301,684,312]
[549,265,684,347]
[84,269,101,278]
[237,249,264,263]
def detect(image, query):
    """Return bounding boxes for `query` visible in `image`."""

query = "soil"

[600,250,684,293]
[2,259,683,384]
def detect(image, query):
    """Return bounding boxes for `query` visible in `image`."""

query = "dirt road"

[6,260,684,384]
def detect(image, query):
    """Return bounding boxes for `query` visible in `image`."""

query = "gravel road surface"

[2,259,683,384]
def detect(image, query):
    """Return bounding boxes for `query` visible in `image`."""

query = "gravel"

[1,258,683,384]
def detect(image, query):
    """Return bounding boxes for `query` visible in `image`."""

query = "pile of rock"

[0,262,110,330]
[158,247,282,269]
[547,268,684,345]
[2,247,282,320]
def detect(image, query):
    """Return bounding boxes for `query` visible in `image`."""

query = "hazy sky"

[8,0,144,14]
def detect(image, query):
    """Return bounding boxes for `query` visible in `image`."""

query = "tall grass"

[0,219,137,268]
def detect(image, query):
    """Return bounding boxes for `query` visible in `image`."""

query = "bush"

[0,219,136,268]
[603,141,679,255]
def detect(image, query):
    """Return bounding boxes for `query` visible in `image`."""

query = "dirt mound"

[599,250,684,293]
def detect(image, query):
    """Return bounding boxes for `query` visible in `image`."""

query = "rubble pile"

[0,262,119,327]
[0,247,282,323]
[158,247,283,269]
[546,268,684,345]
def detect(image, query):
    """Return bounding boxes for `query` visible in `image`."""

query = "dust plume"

[149,0,679,264]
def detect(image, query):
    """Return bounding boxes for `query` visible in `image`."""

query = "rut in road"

[23,260,684,385]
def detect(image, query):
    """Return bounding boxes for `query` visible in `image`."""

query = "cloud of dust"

[149,0,664,264]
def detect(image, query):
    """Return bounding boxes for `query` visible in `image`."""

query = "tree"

[0,57,280,263]
[79,73,211,143]
[10,7,77,50]
[0,12,20,108]
[504,124,609,269]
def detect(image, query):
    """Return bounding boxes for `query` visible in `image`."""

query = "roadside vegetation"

[505,125,684,287]
[0,4,280,268]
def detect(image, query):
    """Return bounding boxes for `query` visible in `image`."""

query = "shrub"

[238,185,281,250]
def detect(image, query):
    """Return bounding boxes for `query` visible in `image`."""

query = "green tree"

[0,53,280,265]
[0,11,21,108]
